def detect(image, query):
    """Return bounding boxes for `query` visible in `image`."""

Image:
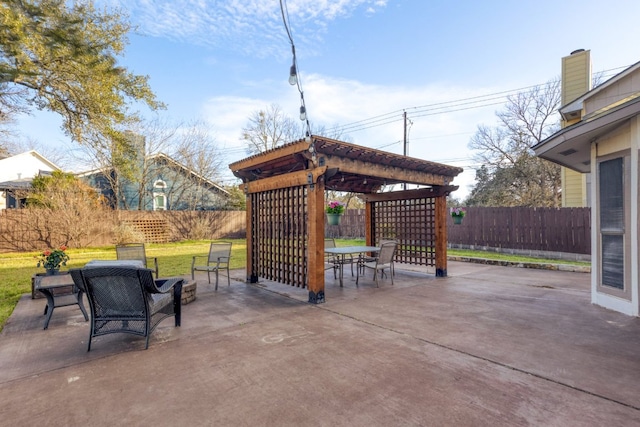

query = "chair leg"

[215,269,219,291]
[174,281,182,327]
[226,267,231,286]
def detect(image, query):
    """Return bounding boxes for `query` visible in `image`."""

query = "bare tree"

[22,171,111,248]
[161,120,227,210]
[72,117,226,210]
[241,103,302,155]
[466,78,562,207]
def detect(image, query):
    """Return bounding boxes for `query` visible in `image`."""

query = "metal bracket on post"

[307,172,314,190]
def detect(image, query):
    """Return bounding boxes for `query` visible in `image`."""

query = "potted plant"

[450,207,466,225]
[36,246,70,275]
[326,201,345,225]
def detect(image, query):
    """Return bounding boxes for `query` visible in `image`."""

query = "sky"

[14,0,640,200]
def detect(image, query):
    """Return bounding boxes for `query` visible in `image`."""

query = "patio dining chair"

[356,241,398,287]
[70,266,183,351]
[191,242,232,290]
[325,238,355,279]
[324,238,339,279]
[357,239,397,275]
[116,243,159,278]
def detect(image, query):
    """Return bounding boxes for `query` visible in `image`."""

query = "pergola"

[229,135,463,303]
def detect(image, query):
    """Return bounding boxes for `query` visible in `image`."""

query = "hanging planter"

[326,201,345,226]
[450,207,466,225]
[327,213,341,225]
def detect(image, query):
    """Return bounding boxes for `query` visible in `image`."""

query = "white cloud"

[101,0,388,57]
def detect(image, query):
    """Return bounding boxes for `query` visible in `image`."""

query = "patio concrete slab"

[1,262,639,425]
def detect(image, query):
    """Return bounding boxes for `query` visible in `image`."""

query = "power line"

[330,66,629,136]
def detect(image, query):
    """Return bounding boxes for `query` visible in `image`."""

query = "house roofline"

[560,60,640,119]
[0,150,62,171]
[534,96,640,173]
[76,153,229,195]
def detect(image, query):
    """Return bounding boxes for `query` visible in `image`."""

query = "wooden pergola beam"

[243,167,328,194]
[362,186,459,202]
[320,156,451,186]
[229,140,310,171]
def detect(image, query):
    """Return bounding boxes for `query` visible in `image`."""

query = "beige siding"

[561,50,591,105]
[585,69,640,115]
[562,167,586,207]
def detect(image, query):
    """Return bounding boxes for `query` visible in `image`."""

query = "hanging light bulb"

[299,105,306,121]
[289,64,297,85]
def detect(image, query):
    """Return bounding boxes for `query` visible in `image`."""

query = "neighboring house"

[534,51,640,317]
[78,152,230,211]
[0,150,61,210]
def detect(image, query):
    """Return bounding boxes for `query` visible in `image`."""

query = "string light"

[279,0,312,137]
[288,64,297,85]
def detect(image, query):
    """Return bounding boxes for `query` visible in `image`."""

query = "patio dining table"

[325,246,379,287]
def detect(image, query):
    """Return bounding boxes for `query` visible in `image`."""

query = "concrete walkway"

[1,262,639,426]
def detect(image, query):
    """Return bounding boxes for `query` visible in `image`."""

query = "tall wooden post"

[365,200,373,246]
[307,177,325,303]
[435,195,448,277]
[245,189,257,283]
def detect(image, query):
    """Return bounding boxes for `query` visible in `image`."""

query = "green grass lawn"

[0,238,589,332]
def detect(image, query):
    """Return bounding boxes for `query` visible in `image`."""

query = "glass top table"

[324,246,379,286]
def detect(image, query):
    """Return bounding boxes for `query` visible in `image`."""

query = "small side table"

[33,272,89,330]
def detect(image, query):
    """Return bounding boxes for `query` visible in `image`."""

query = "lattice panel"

[126,219,171,243]
[372,197,436,266]
[250,186,308,287]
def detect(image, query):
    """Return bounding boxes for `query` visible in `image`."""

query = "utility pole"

[403,111,408,157]
[403,111,407,190]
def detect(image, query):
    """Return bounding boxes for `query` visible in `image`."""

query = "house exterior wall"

[591,116,639,316]
[80,158,228,211]
[562,168,587,207]
[0,151,59,210]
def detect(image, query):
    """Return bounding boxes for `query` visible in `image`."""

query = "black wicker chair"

[70,266,183,351]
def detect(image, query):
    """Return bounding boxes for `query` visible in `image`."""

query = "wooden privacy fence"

[325,209,365,238]
[0,206,590,255]
[0,210,246,252]
[446,207,591,255]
